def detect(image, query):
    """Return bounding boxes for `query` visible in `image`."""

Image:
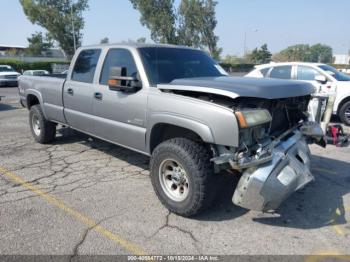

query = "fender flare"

[146,113,215,153]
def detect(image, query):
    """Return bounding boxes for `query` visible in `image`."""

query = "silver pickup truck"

[19,44,324,217]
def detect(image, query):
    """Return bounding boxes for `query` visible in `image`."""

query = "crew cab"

[19,44,324,217]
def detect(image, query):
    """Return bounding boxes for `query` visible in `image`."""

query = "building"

[333,54,350,65]
[0,44,26,56]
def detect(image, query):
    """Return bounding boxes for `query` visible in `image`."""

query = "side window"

[100,49,138,85]
[269,66,292,79]
[297,66,318,81]
[260,67,270,77]
[71,49,101,83]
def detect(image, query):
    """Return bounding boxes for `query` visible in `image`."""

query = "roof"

[80,43,197,50]
[254,62,324,69]
[0,44,26,51]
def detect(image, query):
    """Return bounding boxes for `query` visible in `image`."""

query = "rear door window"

[71,49,101,83]
[269,66,292,79]
[260,67,270,77]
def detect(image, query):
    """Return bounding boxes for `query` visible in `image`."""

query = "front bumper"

[232,131,314,211]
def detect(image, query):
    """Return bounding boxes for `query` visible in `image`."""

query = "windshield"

[138,47,226,85]
[0,66,15,72]
[318,64,350,81]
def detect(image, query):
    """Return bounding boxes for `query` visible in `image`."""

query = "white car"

[246,62,350,125]
[0,65,21,87]
[23,70,50,76]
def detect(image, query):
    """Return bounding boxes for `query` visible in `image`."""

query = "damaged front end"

[212,96,325,212]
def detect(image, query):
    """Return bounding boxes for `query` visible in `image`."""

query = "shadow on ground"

[0,103,18,112]
[55,128,349,229]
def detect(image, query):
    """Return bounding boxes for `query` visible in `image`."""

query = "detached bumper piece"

[233,131,314,211]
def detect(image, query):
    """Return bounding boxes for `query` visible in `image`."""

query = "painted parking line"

[305,251,350,262]
[312,168,338,175]
[0,166,146,256]
[331,207,349,237]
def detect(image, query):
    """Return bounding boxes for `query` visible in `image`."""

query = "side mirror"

[314,75,327,84]
[108,67,141,92]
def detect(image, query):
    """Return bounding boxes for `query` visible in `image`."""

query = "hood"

[0,72,20,76]
[158,76,315,99]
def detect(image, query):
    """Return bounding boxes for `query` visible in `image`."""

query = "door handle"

[67,88,74,95]
[94,92,103,100]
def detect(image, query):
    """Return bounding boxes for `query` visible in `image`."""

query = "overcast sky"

[1,0,349,56]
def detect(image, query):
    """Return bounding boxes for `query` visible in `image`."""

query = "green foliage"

[25,32,53,56]
[221,55,248,65]
[0,59,69,73]
[129,0,176,44]
[129,0,222,59]
[19,0,89,57]
[219,63,255,73]
[275,44,333,63]
[100,37,109,44]
[245,44,272,64]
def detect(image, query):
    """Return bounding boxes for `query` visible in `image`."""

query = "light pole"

[68,0,77,52]
[243,29,259,56]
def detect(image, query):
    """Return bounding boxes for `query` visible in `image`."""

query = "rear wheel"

[150,138,215,217]
[29,105,56,143]
[339,100,350,126]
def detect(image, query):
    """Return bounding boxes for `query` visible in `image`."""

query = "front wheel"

[339,100,350,126]
[29,105,56,144]
[150,138,215,217]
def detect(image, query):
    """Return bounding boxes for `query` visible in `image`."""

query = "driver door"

[92,48,147,152]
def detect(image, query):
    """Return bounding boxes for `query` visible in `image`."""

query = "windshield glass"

[318,64,350,81]
[138,47,226,85]
[0,66,15,72]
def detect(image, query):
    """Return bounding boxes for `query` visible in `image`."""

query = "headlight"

[235,109,272,128]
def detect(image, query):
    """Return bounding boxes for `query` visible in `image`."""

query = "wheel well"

[338,97,350,114]
[27,94,39,109]
[150,124,203,153]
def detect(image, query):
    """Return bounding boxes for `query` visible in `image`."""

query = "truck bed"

[19,75,67,123]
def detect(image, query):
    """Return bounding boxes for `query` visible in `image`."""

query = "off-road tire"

[150,138,216,217]
[339,100,350,126]
[29,105,56,144]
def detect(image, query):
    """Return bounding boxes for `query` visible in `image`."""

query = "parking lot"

[0,86,349,257]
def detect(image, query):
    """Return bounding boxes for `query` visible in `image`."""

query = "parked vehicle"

[0,65,21,87]
[23,70,50,76]
[19,44,324,216]
[246,62,350,125]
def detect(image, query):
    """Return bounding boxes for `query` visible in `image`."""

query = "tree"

[274,44,333,63]
[129,0,222,59]
[100,37,109,44]
[26,32,53,56]
[20,0,89,57]
[245,44,272,64]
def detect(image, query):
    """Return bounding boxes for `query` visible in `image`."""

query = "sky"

[1,0,349,56]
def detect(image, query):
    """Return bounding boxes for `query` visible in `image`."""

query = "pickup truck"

[19,44,324,217]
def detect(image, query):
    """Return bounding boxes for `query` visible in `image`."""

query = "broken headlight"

[235,109,272,128]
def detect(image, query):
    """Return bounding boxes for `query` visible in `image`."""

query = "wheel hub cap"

[159,159,189,202]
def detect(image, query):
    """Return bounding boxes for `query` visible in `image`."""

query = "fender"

[146,113,215,152]
[25,89,48,119]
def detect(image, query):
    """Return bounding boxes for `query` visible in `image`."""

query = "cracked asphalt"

[0,87,349,256]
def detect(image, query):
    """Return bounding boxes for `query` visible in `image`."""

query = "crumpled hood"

[158,76,315,99]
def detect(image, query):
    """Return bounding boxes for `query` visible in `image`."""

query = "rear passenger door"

[63,49,101,134]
